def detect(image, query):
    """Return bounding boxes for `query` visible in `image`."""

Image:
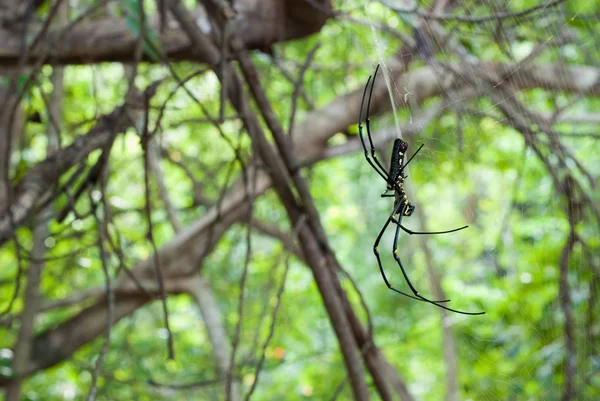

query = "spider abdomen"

[387,138,409,190]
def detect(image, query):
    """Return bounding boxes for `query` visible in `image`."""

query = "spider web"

[356,1,600,400]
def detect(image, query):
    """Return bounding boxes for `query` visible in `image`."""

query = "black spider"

[358,64,484,316]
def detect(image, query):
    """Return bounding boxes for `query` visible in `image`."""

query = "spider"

[358,64,484,316]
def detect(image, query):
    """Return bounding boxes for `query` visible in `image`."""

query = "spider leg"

[393,144,469,236]
[391,206,422,296]
[374,201,450,303]
[393,208,485,316]
[365,65,392,177]
[392,218,469,236]
[359,72,389,183]
[400,143,425,170]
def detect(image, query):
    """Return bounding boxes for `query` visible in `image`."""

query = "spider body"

[387,139,408,191]
[358,64,484,316]
[387,139,415,217]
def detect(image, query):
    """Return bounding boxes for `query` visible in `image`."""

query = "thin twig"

[288,42,320,140]
[381,0,566,24]
[225,165,256,401]
[244,216,305,400]
[86,189,114,401]
[140,86,175,359]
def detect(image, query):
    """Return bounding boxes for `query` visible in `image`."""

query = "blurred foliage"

[1,0,599,400]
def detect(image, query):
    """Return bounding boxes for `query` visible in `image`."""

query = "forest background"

[0,0,598,400]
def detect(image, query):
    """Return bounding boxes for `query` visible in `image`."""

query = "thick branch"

[0,98,137,246]
[0,1,331,68]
